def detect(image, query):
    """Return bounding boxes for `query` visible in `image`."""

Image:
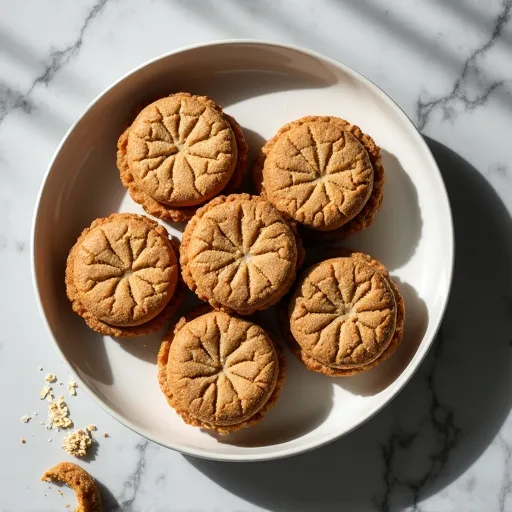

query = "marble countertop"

[1,0,512,510]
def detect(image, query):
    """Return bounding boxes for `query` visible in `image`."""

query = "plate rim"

[31,39,455,462]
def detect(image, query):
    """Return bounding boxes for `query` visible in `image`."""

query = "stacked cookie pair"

[65,92,404,434]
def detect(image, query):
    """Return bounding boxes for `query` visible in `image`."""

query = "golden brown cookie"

[180,194,303,315]
[42,462,101,512]
[286,251,404,376]
[255,116,384,238]
[65,213,183,337]
[117,93,248,222]
[157,309,286,434]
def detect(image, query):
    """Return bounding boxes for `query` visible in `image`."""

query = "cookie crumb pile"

[48,397,73,429]
[62,429,93,457]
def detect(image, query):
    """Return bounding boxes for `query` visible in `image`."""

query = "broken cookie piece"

[41,462,101,512]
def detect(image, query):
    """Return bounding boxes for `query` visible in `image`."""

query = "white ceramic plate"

[32,41,453,462]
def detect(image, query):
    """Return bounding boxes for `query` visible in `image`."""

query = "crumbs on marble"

[40,385,53,401]
[48,397,73,429]
[20,437,26,444]
[68,377,77,396]
[103,432,109,438]
[45,373,56,383]
[86,424,97,432]
[20,415,31,423]
[62,429,93,457]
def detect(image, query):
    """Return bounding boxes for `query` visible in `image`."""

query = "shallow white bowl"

[32,41,453,462]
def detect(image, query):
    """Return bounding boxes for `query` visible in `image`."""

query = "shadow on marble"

[81,439,99,463]
[187,139,512,511]
[332,0,512,114]
[347,149,422,272]
[0,28,94,136]
[169,0,338,61]
[416,136,512,497]
[336,278,428,397]
[430,0,512,48]
[95,477,121,512]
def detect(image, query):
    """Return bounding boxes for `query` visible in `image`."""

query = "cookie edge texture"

[282,250,405,377]
[157,307,287,434]
[179,193,304,315]
[254,116,384,240]
[65,213,184,337]
[116,93,248,222]
[41,461,102,512]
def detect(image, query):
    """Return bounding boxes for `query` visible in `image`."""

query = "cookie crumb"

[57,489,64,496]
[68,378,77,396]
[38,366,43,371]
[20,437,26,444]
[48,438,52,443]
[65,505,70,508]
[86,424,97,432]
[62,429,93,457]
[45,373,56,383]
[48,397,73,429]
[40,385,53,400]
[20,415,30,423]
[103,432,109,438]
